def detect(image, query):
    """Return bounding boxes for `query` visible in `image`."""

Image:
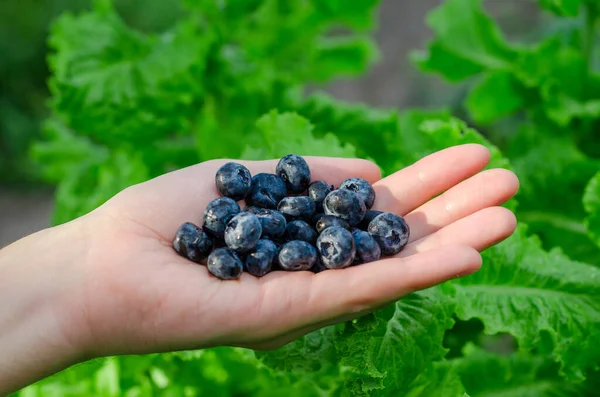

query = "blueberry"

[271,241,285,271]
[316,226,356,269]
[224,212,262,252]
[246,173,287,209]
[276,154,311,194]
[339,178,376,209]
[351,229,381,264]
[284,220,318,244]
[207,248,244,280]
[315,215,350,234]
[277,196,316,221]
[215,162,252,201]
[278,240,318,271]
[245,207,287,239]
[308,181,334,212]
[312,212,326,225]
[173,222,214,262]
[245,239,278,277]
[203,198,241,240]
[368,212,410,256]
[358,210,384,231]
[310,254,328,273]
[323,189,366,227]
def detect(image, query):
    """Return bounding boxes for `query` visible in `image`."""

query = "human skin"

[0,144,519,395]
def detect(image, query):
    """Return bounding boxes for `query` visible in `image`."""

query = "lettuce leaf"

[583,171,600,249]
[453,225,600,380]
[412,0,519,81]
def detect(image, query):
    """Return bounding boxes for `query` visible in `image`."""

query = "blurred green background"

[0,0,540,246]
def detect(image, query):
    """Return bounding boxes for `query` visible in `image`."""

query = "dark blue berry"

[315,215,350,234]
[215,162,252,201]
[316,226,356,269]
[173,222,213,263]
[339,178,376,209]
[203,198,241,240]
[312,212,326,225]
[358,210,384,231]
[277,196,316,221]
[368,212,410,256]
[284,220,318,244]
[246,173,287,209]
[310,254,328,273]
[224,212,262,252]
[245,207,287,239]
[276,154,311,194]
[351,229,381,264]
[323,189,366,227]
[245,239,278,277]
[308,181,334,212]
[207,248,244,280]
[278,240,318,271]
[271,240,285,271]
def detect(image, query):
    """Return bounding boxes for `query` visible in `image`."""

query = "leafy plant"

[0,0,181,186]
[14,0,600,396]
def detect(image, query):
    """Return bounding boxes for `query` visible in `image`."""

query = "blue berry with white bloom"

[367,212,410,256]
[246,173,287,209]
[215,162,252,201]
[224,212,262,253]
[316,226,356,269]
[276,154,311,194]
[339,178,376,209]
[173,222,214,262]
[203,197,241,240]
[323,189,366,227]
[245,239,278,277]
[351,229,381,264]
[207,248,244,280]
[278,240,317,271]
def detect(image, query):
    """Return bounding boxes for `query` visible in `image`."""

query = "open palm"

[68,144,518,358]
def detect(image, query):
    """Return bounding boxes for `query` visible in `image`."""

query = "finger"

[373,144,490,215]
[239,245,481,344]
[111,157,381,238]
[405,168,519,242]
[399,207,517,257]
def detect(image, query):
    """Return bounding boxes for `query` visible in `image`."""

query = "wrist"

[0,219,90,394]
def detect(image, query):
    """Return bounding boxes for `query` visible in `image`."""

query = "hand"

[0,144,519,393]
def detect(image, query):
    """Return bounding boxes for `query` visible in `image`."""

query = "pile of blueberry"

[173,155,410,280]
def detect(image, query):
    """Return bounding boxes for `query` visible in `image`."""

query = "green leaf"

[94,358,120,397]
[241,110,358,160]
[257,326,338,373]
[411,41,484,82]
[538,0,583,16]
[311,35,379,82]
[453,225,600,380]
[291,92,401,174]
[334,285,457,396]
[404,362,466,397]
[52,150,149,225]
[420,117,513,171]
[508,124,600,263]
[313,0,381,30]
[541,85,600,126]
[450,344,583,397]
[413,0,519,81]
[583,171,600,249]
[31,118,109,184]
[466,71,526,124]
[513,38,600,126]
[49,7,211,145]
